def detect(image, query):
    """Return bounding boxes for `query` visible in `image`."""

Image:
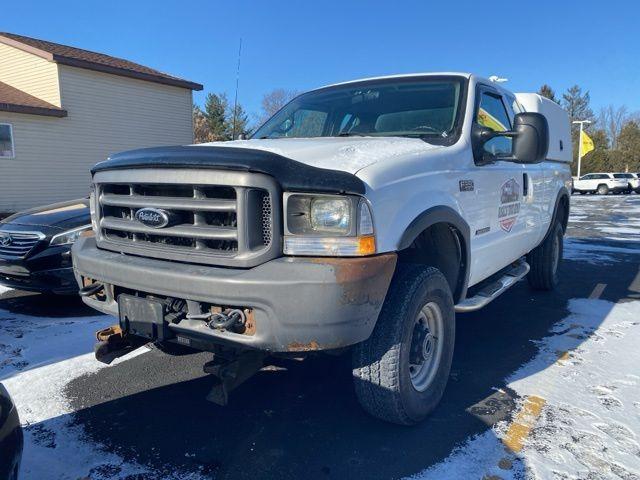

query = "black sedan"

[0,199,91,294]
[0,383,22,480]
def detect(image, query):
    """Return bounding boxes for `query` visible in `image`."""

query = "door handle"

[523,173,529,197]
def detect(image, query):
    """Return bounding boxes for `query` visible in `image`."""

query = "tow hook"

[78,281,104,297]
[186,309,247,331]
[93,324,147,364]
[203,350,265,406]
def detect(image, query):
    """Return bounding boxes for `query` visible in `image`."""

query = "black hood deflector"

[92,146,366,195]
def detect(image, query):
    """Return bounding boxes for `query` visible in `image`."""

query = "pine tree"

[562,85,595,132]
[204,93,230,140]
[227,103,252,139]
[538,85,557,103]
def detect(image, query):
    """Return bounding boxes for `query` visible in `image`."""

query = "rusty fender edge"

[73,237,397,353]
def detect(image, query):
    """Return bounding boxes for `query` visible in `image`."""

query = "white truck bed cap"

[516,93,572,163]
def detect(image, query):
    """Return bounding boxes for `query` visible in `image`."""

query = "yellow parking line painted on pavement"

[588,283,607,299]
[557,351,570,361]
[501,395,546,453]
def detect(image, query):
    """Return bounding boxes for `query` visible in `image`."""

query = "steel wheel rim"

[408,301,444,392]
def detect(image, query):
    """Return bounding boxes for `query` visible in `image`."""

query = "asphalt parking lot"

[2,193,640,480]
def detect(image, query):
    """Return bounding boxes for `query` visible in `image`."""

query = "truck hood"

[197,137,443,174]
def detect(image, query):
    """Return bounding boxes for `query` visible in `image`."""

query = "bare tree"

[258,89,300,126]
[598,105,629,150]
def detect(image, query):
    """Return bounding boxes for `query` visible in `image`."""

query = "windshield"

[252,77,465,143]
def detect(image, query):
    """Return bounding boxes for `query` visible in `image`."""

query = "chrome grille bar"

[101,217,238,240]
[101,194,236,212]
[0,231,44,258]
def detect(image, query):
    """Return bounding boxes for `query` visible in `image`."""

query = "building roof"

[0,81,67,117]
[0,32,203,91]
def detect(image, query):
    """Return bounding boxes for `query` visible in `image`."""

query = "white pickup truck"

[73,73,572,424]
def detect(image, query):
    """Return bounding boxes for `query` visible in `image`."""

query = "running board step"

[455,261,530,313]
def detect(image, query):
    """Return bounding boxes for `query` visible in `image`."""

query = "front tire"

[352,265,455,425]
[527,222,563,291]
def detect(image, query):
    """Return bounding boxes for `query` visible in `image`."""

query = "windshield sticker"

[499,178,521,232]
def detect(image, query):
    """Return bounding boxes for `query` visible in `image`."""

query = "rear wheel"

[597,184,609,195]
[527,222,563,291]
[352,265,455,425]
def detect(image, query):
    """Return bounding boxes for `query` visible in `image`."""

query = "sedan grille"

[0,231,43,258]
[94,169,280,268]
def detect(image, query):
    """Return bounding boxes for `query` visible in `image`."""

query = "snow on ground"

[411,298,640,480]
[0,293,204,480]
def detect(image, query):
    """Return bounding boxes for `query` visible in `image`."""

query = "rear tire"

[527,222,563,291]
[352,264,455,425]
[597,184,609,195]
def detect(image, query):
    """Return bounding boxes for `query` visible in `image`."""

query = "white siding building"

[0,32,202,212]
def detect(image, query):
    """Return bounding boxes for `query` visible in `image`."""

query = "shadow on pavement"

[0,291,99,319]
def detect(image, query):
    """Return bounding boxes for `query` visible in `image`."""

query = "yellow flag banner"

[581,131,595,156]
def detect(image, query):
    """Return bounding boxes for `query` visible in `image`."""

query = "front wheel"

[352,265,455,425]
[527,222,563,291]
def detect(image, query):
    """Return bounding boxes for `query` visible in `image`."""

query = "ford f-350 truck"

[73,73,572,425]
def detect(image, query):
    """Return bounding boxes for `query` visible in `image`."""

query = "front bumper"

[0,246,77,294]
[72,237,396,353]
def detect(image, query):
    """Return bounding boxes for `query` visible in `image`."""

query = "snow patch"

[410,299,640,479]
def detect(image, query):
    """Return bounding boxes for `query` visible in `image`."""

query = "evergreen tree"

[538,85,557,103]
[204,93,230,140]
[617,121,640,171]
[562,85,595,133]
[227,103,252,139]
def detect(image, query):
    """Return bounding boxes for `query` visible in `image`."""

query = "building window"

[0,124,15,158]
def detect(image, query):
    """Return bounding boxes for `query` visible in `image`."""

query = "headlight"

[284,193,375,256]
[50,225,93,246]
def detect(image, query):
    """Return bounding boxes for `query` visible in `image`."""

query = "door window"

[477,92,512,156]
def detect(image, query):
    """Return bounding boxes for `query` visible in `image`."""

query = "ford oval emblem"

[135,208,171,228]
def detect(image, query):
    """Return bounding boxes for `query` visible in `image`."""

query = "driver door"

[460,86,540,284]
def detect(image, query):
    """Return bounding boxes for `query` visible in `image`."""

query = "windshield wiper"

[336,132,369,137]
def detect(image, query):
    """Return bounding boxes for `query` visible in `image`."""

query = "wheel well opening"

[398,223,465,301]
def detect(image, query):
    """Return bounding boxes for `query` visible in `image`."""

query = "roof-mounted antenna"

[232,38,242,140]
[489,75,508,83]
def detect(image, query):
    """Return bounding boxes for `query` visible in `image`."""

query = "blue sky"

[3,0,639,125]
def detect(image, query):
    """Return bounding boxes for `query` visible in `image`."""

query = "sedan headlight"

[284,193,375,256]
[50,225,93,246]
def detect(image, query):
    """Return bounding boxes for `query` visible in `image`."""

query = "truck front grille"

[94,169,280,268]
[0,231,43,258]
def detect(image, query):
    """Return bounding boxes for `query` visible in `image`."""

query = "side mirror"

[511,112,549,164]
[472,112,549,165]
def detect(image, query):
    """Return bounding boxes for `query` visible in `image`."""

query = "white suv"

[613,173,640,193]
[572,173,629,195]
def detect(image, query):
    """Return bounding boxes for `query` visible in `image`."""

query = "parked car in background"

[613,173,640,193]
[572,173,628,195]
[0,199,90,294]
[0,383,22,480]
